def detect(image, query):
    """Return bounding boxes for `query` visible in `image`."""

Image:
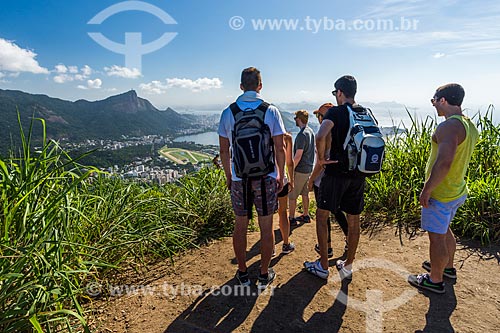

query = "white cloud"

[87,78,102,89]
[104,65,142,79]
[167,77,223,91]
[433,52,446,58]
[0,72,5,79]
[139,80,167,94]
[140,77,223,94]
[54,74,73,84]
[54,64,68,74]
[77,78,102,90]
[81,65,92,77]
[0,38,49,74]
[52,64,93,83]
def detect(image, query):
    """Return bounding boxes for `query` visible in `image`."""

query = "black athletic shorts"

[277,182,291,198]
[317,174,365,215]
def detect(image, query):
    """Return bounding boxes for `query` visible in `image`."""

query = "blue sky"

[1,0,499,116]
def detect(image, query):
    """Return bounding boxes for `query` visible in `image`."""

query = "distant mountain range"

[0,89,198,151]
[1,89,407,154]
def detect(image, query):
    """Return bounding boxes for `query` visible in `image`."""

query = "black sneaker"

[422,260,457,279]
[257,268,276,290]
[282,242,295,254]
[289,217,298,226]
[235,270,251,286]
[296,215,311,223]
[408,273,445,294]
[314,243,333,258]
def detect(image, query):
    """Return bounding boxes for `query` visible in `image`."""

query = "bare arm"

[419,120,463,207]
[293,149,304,168]
[219,136,232,190]
[274,134,285,192]
[308,154,323,191]
[315,119,337,165]
[284,135,294,187]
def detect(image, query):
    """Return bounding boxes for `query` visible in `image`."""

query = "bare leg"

[233,215,250,272]
[259,214,274,275]
[316,208,330,269]
[278,196,290,244]
[302,193,310,216]
[428,231,448,283]
[288,198,297,219]
[446,228,456,269]
[334,210,349,237]
[345,214,360,268]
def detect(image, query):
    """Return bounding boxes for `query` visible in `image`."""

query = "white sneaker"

[336,260,353,280]
[303,259,329,280]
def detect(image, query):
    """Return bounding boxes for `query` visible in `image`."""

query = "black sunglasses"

[331,90,338,96]
[431,95,441,104]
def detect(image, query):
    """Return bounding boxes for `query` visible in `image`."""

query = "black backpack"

[230,102,275,179]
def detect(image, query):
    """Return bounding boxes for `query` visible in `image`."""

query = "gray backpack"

[343,105,385,176]
[230,102,275,179]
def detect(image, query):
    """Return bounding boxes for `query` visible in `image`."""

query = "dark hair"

[334,75,357,99]
[435,83,465,106]
[241,67,261,91]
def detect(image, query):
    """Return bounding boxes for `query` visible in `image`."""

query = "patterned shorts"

[231,176,278,217]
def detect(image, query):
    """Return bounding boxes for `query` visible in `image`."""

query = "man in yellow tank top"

[408,83,479,294]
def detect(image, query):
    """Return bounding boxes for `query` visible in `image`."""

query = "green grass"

[0,116,234,332]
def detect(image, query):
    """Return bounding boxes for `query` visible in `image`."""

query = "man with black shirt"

[304,75,364,280]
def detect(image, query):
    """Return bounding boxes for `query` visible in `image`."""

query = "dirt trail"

[89,215,500,333]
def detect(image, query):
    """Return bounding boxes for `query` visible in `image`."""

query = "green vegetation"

[365,106,500,243]
[0,117,233,332]
[1,109,498,332]
[70,144,157,168]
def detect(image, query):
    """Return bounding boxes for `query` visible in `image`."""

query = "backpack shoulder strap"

[257,101,270,112]
[255,102,270,121]
[230,102,242,119]
[343,104,355,150]
[365,107,379,125]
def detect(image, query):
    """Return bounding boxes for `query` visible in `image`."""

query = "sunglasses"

[331,90,338,96]
[431,95,441,104]
[315,113,324,119]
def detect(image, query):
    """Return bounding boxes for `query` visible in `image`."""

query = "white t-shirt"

[218,91,286,181]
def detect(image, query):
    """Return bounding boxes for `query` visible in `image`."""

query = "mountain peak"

[98,90,156,113]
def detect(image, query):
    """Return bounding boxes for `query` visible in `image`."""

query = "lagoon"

[174,131,220,146]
